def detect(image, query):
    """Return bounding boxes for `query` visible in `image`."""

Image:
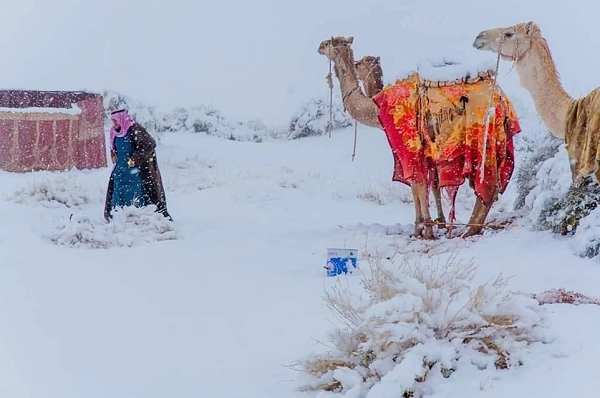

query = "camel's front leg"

[410,183,424,238]
[412,182,435,239]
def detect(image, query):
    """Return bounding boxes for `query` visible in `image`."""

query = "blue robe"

[109,133,146,212]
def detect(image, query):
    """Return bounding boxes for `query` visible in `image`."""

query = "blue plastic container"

[325,248,358,276]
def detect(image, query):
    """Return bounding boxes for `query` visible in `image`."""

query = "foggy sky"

[0,0,596,124]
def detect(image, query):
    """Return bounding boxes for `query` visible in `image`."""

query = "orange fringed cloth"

[372,73,521,215]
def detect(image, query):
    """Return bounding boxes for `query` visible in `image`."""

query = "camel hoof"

[412,220,424,238]
[413,219,436,240]
[422,226,436,240]
[460,227,482,238]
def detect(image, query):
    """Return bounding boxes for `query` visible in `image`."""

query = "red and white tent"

[0,90,107,172]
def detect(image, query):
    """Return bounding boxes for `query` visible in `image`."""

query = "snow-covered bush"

[159,105,286,142]
[103,89,284,142]
[537,175,600,237]
[514,132,563,211]
[294,254,551,398]
[514,125,600,239]
[44,205,177,249]
[103,90,274,141]
[103,90,162,133]
[512,117,600,257]
[569,205,600,258]
[288,98,353,139]
[103,90,353,142]
[8,174,102,208]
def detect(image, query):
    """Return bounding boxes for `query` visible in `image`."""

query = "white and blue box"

[325,248,358,276]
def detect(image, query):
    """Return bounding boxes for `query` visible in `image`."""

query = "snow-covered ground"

[1,107,600,397]
[2,1,600,395]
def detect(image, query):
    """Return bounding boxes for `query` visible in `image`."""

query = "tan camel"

[473,22,569,140]
[318,36,519,239]
[473,21,600,182]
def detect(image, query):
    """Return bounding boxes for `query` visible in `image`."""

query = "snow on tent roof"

[0,89,106,172]
[0,105,81,115]
[0,90,100,109]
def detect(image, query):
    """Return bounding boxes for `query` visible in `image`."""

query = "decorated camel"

[318,36,521,239]
[354,54,451,228]
[473,21,600,183]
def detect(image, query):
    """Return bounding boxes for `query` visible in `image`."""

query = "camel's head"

[318,36,354,60]
[473,21,541,61]
[354,56,381,81]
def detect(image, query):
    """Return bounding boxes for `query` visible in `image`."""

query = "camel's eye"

[504,32,515,38]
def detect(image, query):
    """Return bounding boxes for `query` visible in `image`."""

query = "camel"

[354,53,449,230]
[318,36,521,239]
[473,21,600,182]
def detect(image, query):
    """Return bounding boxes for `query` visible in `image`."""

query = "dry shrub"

[293,253,551,397]
[532,288,600,306]
[9,175,99,208]
[44,205,177,249]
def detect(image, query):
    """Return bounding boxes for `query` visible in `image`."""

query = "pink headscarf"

[109,109,136,149]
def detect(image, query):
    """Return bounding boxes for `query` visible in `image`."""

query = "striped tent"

[0,90,107,172]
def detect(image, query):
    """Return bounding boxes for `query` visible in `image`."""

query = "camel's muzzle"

[473,33,488,49]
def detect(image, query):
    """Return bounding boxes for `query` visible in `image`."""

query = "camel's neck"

[515,38,574,139]
[330,48,381,128]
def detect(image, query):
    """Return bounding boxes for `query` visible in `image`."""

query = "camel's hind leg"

[411,182,435,239]
[432,173,446,229]
[461,196,494,238]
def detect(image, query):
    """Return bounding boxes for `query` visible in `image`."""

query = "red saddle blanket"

[372,72,521,209]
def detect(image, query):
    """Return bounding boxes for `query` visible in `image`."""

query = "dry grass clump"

[44,205,177,249]
[293,252,551,397]
[9,175,98,208]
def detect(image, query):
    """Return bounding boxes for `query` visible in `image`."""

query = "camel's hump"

[416,57,496,82]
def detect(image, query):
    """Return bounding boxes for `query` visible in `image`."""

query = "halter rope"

[478,33,504,184]
[324,41,381,160]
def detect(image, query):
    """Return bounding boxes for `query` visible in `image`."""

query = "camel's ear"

[375,56,380,61]
[525,21,537,34]
[348,36,354,44]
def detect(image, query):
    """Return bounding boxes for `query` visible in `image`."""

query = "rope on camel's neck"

[480,31,528,176]
[325,44,378,161]
[350,61,380,162]
[326,38,334,139]
[478,34,504,184]
[326,43,379,122]
[326,59,358,159]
